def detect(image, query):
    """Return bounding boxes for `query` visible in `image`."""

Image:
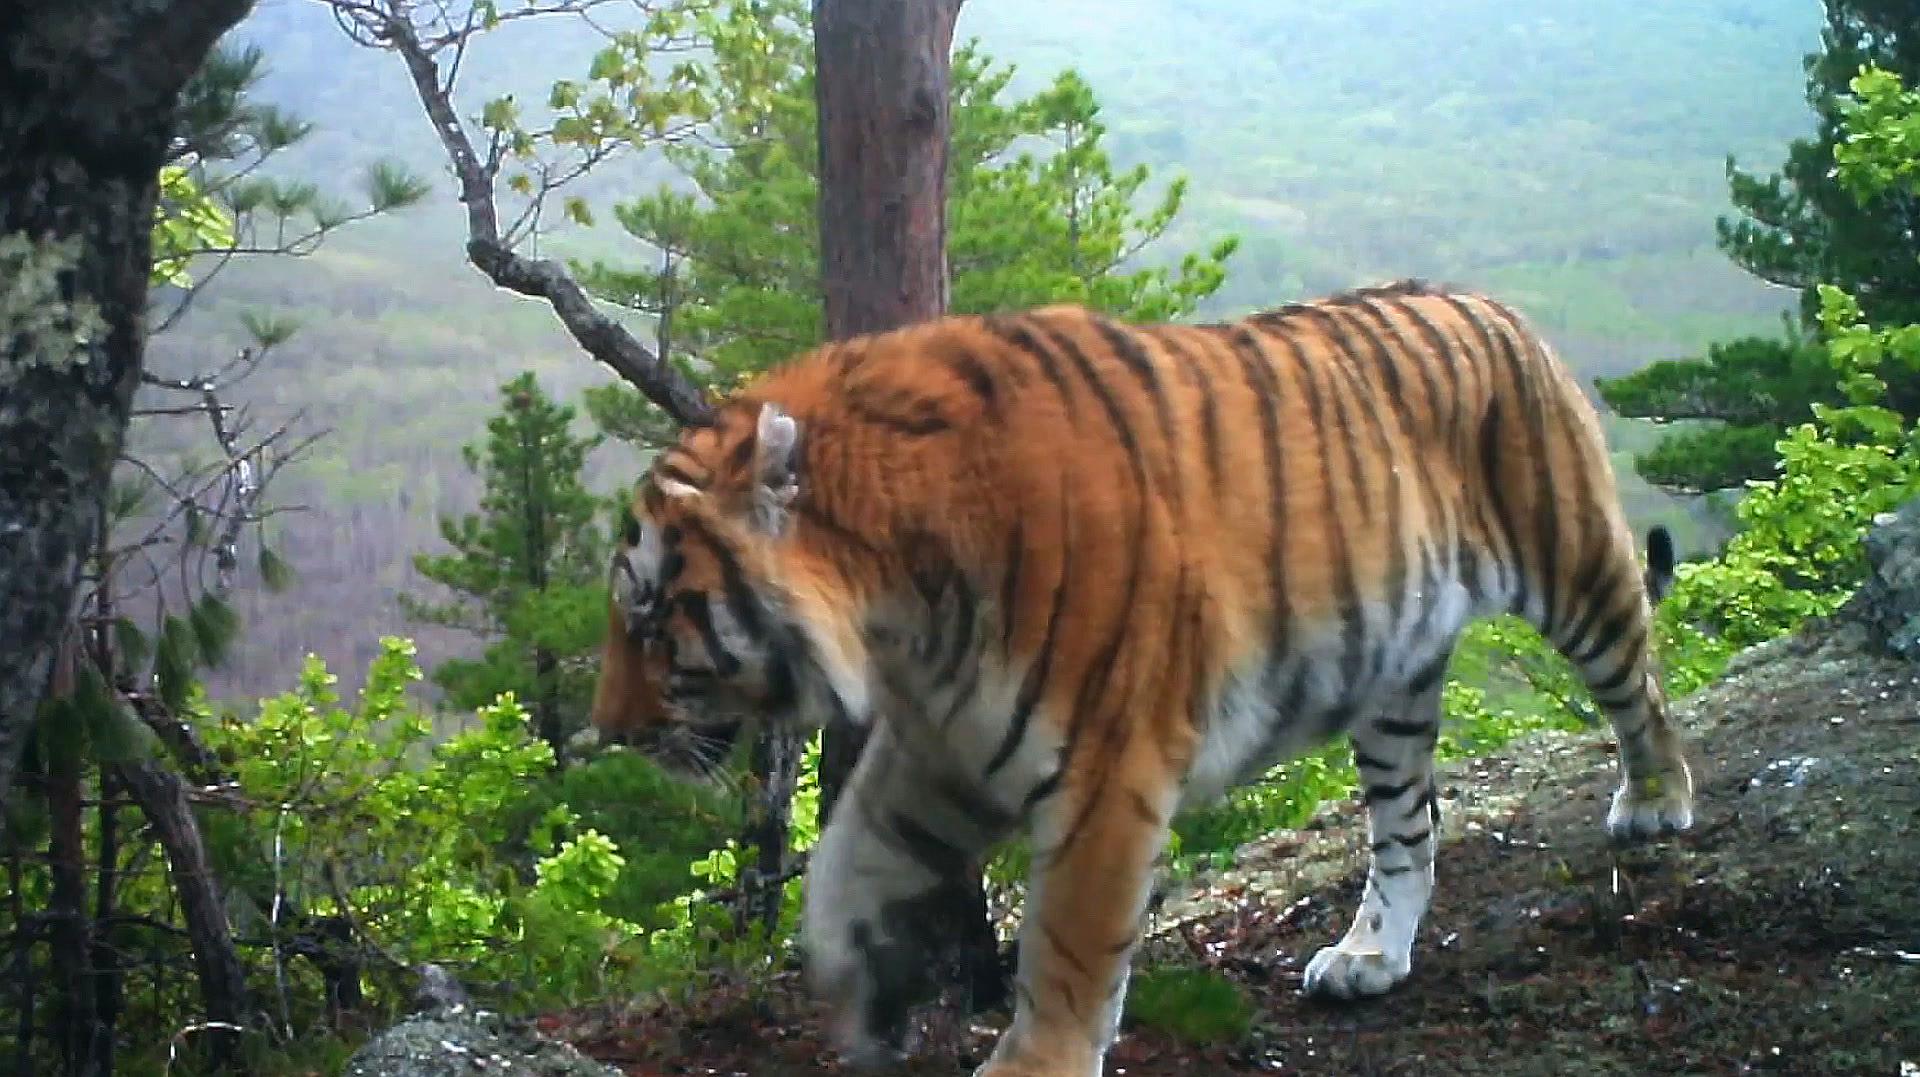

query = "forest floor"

[549,619,1920,1076]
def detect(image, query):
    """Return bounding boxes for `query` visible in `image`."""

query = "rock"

[344,1006,622,1077]
[1839,497,1920,662]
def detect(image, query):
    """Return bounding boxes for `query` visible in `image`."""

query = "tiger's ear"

[753,402,801,535]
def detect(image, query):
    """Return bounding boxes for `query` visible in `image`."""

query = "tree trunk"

[47,747,102,1076]
[0,0,256,811]
[113,761,249,1067]
[811,0,1006,1018]
[534,646,565,769]
[739,727,801,938]
[811,0,961,834]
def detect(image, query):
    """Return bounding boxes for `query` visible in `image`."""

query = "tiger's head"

[590,400,831,779]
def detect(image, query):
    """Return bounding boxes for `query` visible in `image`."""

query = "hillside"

[162,0,1825,704]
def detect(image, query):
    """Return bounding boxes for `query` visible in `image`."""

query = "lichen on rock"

[1840,496,1920,662]
[344,1005,624,1077]
[0,232,105,390]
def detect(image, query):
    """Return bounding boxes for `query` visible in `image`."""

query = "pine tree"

[1597,0,1920,495]
[572,0,1238,432]
[405,373,609,767]
[1719,0,1920,328]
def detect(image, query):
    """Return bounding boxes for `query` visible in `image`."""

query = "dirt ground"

[551,620,1920,1076]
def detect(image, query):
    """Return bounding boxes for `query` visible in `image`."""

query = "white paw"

[1605,772,1694,842]
[1302,940,1411,1000]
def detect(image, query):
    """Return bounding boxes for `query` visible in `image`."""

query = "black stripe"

[986,499,1074,778]
[1271,323,1366,693]
[1374,715,1435,738]
[1042,923,1094,979]
[938,346,1000,420]
[1090,314,1180,469]
[1574,608,1633,667]
[985,315,1079,422]
[1477,401,1530,617]
[1335,303,1440,641]
[1451,296,1560,631]
[847,388,951,436]
[1365,776,1419,803]
[1152,329,1226,489]
[728,436,754,473]
[675,592,740,676]
[1224,327,1291,650]
[682,516,765,637]
[1021,766,1064,813]
[937,651,983,732]
[888,811,967,875]
[1556,553,1613,651]
[1038,321,1152,499]
[1394,829,1432,848]
[1366,297,1450,442]
[934,576,978,688]
[1588,634,1646,696]
[1404,784,1438,822]
[1354,749,1396,773]
[1406,650,1450,696]
[1294,310,1377,522]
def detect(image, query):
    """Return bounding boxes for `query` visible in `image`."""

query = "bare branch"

[320,0,715,425]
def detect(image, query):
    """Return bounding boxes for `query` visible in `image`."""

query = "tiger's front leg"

[1303,674,1445,999]
[975,752,1177,1077]
[803,724,1011,1069]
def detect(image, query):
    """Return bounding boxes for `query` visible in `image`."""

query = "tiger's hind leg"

[804,724,1015,1069]
[1303,663,1445,1000]
[1549,527,1694,842]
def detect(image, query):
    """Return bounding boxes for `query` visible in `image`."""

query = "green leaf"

[155,616,198,712]
[113,617,151,674]
[589,47,625,82]
[188,594,239,669]
[481,94,520,132]
[35,697,87,773]
[258,547,295,593]
[564,197,595,228]
[240,308,299,348]
[84,698,160,765]
[367,160,432,212]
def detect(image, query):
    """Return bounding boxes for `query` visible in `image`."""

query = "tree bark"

[811,0,1006,1018]
[739,727,801,938]
[113,760,249,1067]
[47,747,101,1076]
[813,0,959,343]
[811,0,961,834]
[0,0,256,812]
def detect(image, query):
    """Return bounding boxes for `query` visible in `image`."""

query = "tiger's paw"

[1302,941,1411,1000]
[972,1053,1099,1077]
[1605,770,1694,843]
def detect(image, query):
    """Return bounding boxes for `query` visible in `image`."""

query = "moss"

[1122,966,1254,1046]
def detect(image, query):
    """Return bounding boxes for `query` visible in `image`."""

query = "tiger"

[589,279,1694,1077]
